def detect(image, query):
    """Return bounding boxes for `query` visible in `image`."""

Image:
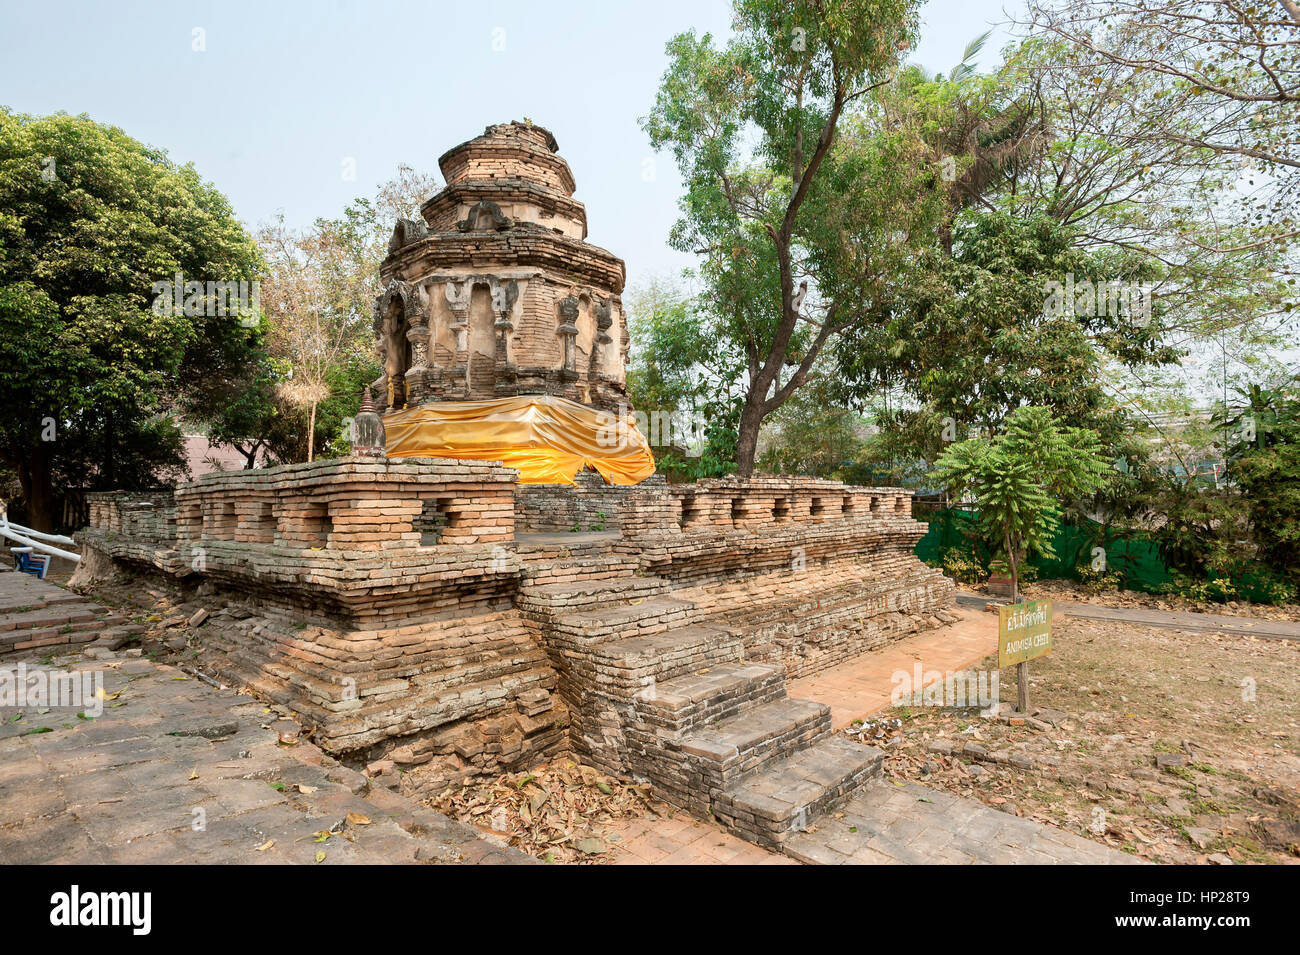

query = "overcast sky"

[1,0,1019,286]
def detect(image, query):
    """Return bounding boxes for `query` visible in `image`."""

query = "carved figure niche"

[467,283,496,395]
[384,297,412,410]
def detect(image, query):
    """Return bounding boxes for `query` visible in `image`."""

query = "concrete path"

[0,654,532,865]
[954,592,1300,641]
[783,779,1139,865]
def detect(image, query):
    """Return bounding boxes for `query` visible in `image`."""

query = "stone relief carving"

[387,218,429,254]
[456,200,512,233]
[490,277,519,317]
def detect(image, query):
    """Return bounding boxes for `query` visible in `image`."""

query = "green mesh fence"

[915,509,1172,593]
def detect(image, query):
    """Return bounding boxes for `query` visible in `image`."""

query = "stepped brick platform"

[0,566,138,659]
[71,461,955,849]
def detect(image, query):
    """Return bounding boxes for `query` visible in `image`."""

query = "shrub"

[941,548,986,584]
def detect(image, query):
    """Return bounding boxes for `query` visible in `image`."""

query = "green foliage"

[642,0,938,473]
[1075,561,1122,594]
[0,109,262,528]
[755,369,867,477]
[625,277,743,481]
[1219,385,1300,580]
[219,166,431,465]
[838,210,1170,455]
[1159,573,1239,605]
[931,406,1111,598]
[940,547,986,585]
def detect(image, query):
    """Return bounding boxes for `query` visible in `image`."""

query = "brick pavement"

[603,810,796,865]
[783,779,1138,864]
[789,607,997,728]
[0,652,532,865]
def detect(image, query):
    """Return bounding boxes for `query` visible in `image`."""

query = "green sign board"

[998,599,1053,667]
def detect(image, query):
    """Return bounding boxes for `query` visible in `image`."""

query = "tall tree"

[0,110,261,529]
[1022,0,1299,220]
[643,0,936,475]
[233,165,438,464]
[837,21,1294,480]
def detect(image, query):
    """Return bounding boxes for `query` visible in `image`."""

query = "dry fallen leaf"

[255,839,274,852]
[346,812,371,826]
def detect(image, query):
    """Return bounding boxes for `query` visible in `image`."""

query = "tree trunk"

[307,401,318,463]
[18,447,57,533]
[103,408,115,490]
[1007,531,1019,603]
[734,393,765,477]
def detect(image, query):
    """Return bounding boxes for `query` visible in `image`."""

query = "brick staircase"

[517,542,883,849]
[0,571,131,657]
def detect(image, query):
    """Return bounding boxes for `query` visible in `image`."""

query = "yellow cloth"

[384,394,656,486]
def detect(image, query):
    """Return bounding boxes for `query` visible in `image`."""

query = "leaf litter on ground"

[427,759,661,864]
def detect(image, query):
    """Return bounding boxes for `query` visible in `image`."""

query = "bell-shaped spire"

[350,386,386,457]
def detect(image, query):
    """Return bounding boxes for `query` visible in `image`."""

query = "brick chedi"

[372,122,631,414]
[68,120,961,853]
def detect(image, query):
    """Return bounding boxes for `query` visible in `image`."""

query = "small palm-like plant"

[932,406,1110,601]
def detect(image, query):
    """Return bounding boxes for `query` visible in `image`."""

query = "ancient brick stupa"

[70,119,957,855]
[370,121,653,485]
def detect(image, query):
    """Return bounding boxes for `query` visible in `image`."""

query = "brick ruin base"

[514,469,666,533]
[72,459,956,848]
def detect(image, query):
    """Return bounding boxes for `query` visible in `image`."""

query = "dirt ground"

[860,615,1300,864]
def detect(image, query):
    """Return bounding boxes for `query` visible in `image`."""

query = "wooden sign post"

[998,599,1053,713]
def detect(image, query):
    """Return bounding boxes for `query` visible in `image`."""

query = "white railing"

[0,516,80,563]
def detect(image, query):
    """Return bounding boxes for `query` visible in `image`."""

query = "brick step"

[677,698,832,792]
[630,694,831,815]
[519,554,640,584]
[633,662,787,736]
[518,576,669,614]
[514,538,621,561]
[552,597,697,645]
[0,589,88,613]
[0,605,100,633]
[591,625,743,694]
[700,569,941,627]
[0,619,103,651]
[710,736,883,848]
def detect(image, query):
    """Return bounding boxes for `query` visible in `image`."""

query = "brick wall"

[514,471,668,532]
[74,461,955,780]
[75,457,566,772]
